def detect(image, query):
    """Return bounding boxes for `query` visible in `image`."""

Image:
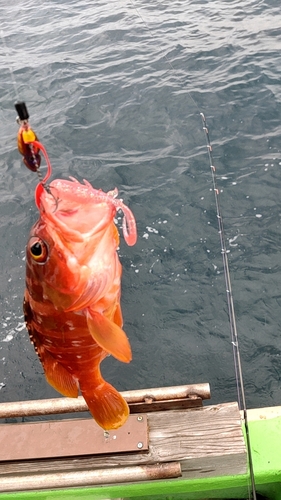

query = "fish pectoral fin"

[41,349,79,398]
[80,379,129,430]
[113,302,123,328]
[86,310,132,363]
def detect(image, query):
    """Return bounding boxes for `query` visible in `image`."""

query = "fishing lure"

[15,102,41,172]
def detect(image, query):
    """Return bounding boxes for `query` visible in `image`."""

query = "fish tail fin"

[80,379,129,430]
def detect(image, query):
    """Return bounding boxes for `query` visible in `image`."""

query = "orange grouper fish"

[23,172,137,430]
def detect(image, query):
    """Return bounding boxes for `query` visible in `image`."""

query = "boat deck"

[0,384,247,494]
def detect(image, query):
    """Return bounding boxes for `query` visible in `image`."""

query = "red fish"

[24,170,137,430]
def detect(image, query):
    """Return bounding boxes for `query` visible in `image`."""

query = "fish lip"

[57,209,79,217]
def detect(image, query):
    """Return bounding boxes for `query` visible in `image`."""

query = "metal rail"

[0,383,210,418]
[0,462,182,492]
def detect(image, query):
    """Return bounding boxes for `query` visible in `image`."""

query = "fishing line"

[0,30,20,101]
[129,2,257,498]
[1,32,56,205]
[128,0,201,115]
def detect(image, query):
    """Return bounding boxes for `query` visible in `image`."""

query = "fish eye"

[28,237,48,263]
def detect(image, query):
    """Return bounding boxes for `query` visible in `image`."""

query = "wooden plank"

[0,414,148,461]
[0,402,247,488]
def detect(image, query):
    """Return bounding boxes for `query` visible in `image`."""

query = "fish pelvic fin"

[40,348,79,398]
[86,309,132,363]
[80,379,129,430]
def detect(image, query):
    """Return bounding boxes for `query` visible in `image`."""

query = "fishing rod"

[128,3,257,498]
[200,113,257,500]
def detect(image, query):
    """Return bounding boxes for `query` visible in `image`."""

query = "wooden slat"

[0,414,148,461]
[0,402,247,489]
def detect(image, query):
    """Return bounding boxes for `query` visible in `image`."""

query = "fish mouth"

[58,209,79,216]
[40,178,137,246]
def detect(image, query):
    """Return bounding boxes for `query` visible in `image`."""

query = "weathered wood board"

[0,402,247,492]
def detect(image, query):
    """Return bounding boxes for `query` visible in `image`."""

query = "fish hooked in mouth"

[24,175,137,430]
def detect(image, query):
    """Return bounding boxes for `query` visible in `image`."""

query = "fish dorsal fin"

[86,309,132,363]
